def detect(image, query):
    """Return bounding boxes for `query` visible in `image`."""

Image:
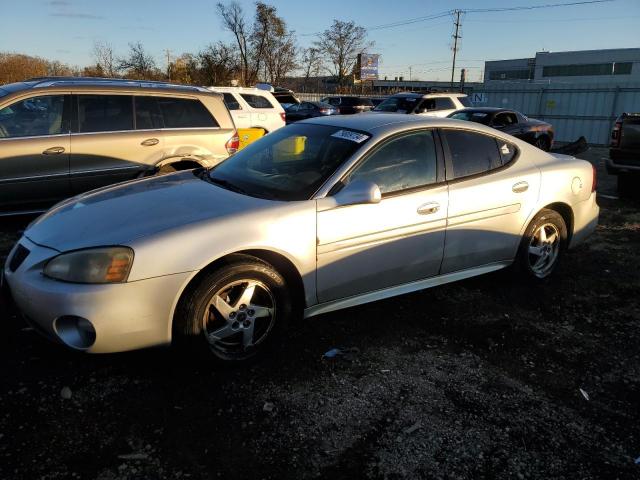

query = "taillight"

[225,131,239,155]
[611,121,622,147]
[280,112,286,122]
[591,164,597,192]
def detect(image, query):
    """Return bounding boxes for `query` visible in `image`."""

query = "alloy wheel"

[528,223,560,278]
[202,279,276,359]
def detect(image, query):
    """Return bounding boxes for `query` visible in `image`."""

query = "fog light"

[54,316,96,349]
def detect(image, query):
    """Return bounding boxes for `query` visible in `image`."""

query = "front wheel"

[516,209,567,280]
[173,255,291,363]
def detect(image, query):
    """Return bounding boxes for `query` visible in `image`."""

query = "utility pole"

[450,9,462,89]
[409,66,412,81]
[165,49,172,81]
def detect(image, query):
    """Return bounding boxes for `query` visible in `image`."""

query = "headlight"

[44,247,134,284]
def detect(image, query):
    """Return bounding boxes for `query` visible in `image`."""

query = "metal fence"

[299,82,640,145]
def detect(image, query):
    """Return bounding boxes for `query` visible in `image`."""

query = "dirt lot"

[1,148,639,480]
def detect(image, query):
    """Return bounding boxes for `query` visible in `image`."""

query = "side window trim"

[439,128,520,183]
[333,128,445,198]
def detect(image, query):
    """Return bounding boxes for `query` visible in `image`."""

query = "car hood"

[25,171,273,252]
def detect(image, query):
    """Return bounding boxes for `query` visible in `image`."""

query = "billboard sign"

[359,53,379,81]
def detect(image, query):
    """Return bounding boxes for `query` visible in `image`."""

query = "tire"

[534,136,551,152]
[515,209,567,281]
[156,164,177,175]
[173,255,291,363]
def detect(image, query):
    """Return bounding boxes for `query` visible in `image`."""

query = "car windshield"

[373,96,419,113]
[208,124,370,201]
[449,111,491,125]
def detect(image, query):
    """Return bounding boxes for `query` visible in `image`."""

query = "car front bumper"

[4,236,192,353]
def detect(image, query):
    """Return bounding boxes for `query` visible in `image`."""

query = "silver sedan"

[4,114,599,363]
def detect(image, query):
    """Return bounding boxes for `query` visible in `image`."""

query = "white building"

[484,48,640,84]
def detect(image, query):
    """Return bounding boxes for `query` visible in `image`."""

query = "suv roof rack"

[25,76,209,92]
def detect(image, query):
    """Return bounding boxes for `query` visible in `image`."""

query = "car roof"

[454,107,511,114]
[301,113,478,134]
[207,86,271,95]
[1,77,214,96]
[389,91,467,99]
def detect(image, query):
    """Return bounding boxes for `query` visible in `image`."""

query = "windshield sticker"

[500,144,511,155]
[331,130,370,143]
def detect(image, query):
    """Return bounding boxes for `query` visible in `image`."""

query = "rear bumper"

[607,149,640,174]
[569,191,599,249]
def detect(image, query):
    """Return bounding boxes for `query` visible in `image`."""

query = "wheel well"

[161,160,203,171]
[174,250,305,326]
[543,202,574,242]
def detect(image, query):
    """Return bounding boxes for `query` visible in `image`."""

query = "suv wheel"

[173,255,291,363]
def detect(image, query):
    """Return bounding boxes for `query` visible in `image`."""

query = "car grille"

[8,244,30,272]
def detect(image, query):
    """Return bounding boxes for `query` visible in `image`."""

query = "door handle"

[417,202,440,215]
[141,138,159,146]
[42,146,65,155]
[512,181,529,193]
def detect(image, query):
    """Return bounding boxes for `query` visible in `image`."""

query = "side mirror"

[333,180,381,207]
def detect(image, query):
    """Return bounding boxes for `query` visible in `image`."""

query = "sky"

[2,0,639,82]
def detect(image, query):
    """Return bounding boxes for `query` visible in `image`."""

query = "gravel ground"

[0,148,639,480]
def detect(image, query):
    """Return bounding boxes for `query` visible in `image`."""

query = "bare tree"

[92,41,116,77]
[300,47,323,91]
[117,42,157,79]
[198,42,239,85]
[315,20,372,86]
[217,2,249,85]
[0,53,49,83]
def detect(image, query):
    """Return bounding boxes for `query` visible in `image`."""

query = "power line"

[465,0,613,13]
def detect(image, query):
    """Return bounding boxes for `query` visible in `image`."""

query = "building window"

[614,62,633,75]
[488,69,533,80]
[543,62,632,77]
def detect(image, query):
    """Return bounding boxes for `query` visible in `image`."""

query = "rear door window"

[0,95,68,138]
[156,97,218,128]
[435,97,455,110]
[443,129,503,179]
[240,94,273,109]
[78,95,133,133]
[458,96,472,107]
[135,96,164,129]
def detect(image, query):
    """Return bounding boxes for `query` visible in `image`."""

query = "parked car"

[4,114,598,364]
[373,92,471,117]
[448,108,555,151]
[207,86,285,134]
[285,101,338,123]
[271,87,301,109]
[320,96,374,114]
[607,112,640,195]
[0,77,237,216]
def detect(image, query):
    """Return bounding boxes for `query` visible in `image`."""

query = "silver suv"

[0,77,237,215]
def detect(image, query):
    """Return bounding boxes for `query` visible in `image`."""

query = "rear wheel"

[173,255,291,363]
[516,209,567,280]
[534,136,551,152]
